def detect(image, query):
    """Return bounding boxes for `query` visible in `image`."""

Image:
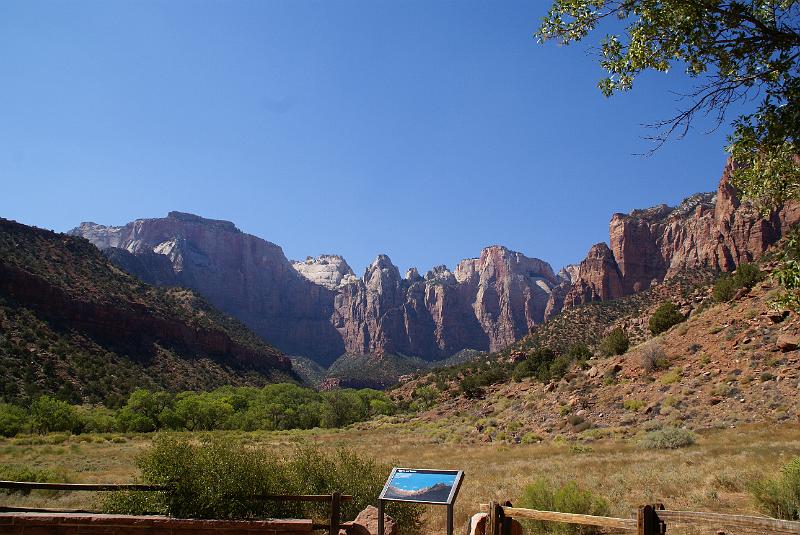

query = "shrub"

[566,343,592,364]
[714,263,763,302]
[459,375,484,399]
[734,262,763,289]
[751,457,800,520]
[103,435,423,531]
[640,427,696,449]
[649,302,685,335]
[639,343,670,373]
[623,399,646,412]
[410,386,438,411]
[0,464,59,495]
[713,275,738,302]
[517,479,610,534]
[0,403,29,437]
[660,369,681,385]
[599,328,629,356]
[512,360,534,382]
[31,395,80,434]
[549,354,574,381]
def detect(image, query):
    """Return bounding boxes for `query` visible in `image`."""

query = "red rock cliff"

[567,160,800,306]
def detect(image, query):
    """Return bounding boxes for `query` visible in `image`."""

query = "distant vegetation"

[103,435,423,529]
[0,384,396,437]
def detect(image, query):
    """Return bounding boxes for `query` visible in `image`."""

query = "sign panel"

[378,468,463,505]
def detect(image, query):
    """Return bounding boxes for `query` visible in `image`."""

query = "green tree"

[538,1,800,208]
[0,403,28,437]
[31,395,80,434]
[410,385,439,411]
[599,327,629,356]
[649,302,686,335]
[173,392,234,431]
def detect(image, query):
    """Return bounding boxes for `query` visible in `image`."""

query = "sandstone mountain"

[71,215,560,365]
[69,160,798,372]
[0,218,293,405]
[566,161,800,307]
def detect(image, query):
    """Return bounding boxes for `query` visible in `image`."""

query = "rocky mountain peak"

[292,254,358,290]
[71,222,123,249]
[165,211,240,233]
[425,265,456,284]
[405,267,422,282]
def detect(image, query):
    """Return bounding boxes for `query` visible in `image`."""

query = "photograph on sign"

[379,468,461,504]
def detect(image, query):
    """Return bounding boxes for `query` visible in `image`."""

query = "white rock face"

[69,222,123,249]
[558,264,580,284]
[292,254,358,290]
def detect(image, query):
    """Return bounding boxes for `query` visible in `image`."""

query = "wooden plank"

[497,506,636,531]
[0,483,352,503]
[0,481,164,492]
[659,510,800,534]
[252,495,353,502]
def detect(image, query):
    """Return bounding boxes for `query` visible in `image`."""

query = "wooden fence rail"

[0,481,352,533]
[481,501,800,535]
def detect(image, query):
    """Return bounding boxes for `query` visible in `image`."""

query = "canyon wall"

[72,214,559,364]
[567,160,800,306]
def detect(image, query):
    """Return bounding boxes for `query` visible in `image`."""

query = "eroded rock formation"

[72,216,558,363]
[567,160,800,306]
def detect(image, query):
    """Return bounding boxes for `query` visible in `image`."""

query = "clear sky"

[0,0,740,275]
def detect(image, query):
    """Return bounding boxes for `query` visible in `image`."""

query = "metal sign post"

[377,468,464,535]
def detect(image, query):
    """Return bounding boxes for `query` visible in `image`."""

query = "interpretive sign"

[377,468,463,535]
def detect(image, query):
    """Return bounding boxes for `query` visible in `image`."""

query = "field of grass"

[1,423,799,532]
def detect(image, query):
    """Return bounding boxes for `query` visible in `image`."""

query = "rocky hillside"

[0,218,293,405]
[71,214,561,365]
[391,264,800,442]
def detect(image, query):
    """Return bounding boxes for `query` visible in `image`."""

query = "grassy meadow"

[2,421,800,532]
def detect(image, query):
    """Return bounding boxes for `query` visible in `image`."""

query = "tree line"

[0,383,397,436]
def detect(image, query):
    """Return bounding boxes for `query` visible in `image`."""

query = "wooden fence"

[482,501,800,535]
[0,480,352,533]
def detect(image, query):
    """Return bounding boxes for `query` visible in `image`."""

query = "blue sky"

[0,1,739,275]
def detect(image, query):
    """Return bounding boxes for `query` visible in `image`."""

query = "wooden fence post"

[637,504,666,535]
[330,492,341,535]
[487,501,500,535]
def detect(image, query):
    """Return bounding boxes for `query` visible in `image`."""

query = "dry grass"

[1,424,799,532]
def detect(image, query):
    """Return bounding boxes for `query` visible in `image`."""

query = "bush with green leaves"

[714,263,763,303]
[0,464,59,495]
[751,457,800,520]
[0,403,29,437]
[639,427,696,450]
[566,343,592,363]
[102,436,423,531]
[774,227,800,311]
[648,302,685,335]
[599,328,629,356]
[31,395,80,434]
[517,479,610,534]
